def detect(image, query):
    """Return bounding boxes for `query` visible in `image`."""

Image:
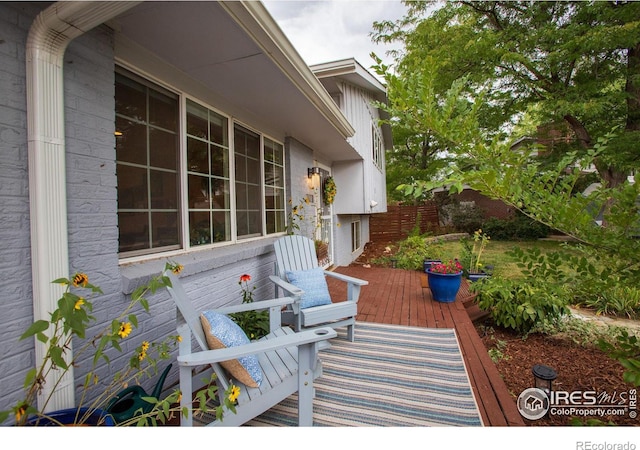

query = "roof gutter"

[26,0,140,413]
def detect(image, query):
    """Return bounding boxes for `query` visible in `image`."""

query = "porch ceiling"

[110,1,359,161]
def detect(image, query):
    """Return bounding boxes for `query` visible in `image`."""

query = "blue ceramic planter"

[427,270,462,303]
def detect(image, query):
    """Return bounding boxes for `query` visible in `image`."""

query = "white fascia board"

[219,1,355,139]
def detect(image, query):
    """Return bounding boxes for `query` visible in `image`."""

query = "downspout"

[26,1,140,413]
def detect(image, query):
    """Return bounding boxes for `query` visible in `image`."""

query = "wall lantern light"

[308,167,320,178]
[532,364,557,394]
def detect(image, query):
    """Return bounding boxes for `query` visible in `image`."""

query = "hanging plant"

[323,176,337,205]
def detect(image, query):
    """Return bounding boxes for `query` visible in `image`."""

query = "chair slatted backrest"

[165,271,209,352]
[274,235,318,279]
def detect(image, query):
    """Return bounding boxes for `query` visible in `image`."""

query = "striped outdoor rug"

[245,321,483,426]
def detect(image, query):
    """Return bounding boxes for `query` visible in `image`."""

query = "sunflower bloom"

[171,264,183,275]
[141,341,150,351]
[72,273,89,288]
[176,335,182,343]
[138,351,147,361]
[118,322,132,339]
[15,404,27,422]
[228,385,240,403]
[74,297,85,310]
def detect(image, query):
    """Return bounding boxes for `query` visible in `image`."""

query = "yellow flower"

[176,335,182,343]
[138,351,147,361]
[228,385,240,403]
[15,404,27,422]
[74,297,85,310]
[118,322,132,339]
[72,273,89,288]
[171,264,183,275]
[141,341,150,351]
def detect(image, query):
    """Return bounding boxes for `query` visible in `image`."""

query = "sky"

[262,0,407,75]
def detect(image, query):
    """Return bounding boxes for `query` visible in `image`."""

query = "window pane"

[212,211,231,242]
[211,178,230,209]
[150,128,178,170]
[115,74,146,122]
[118,212,149,252]
[186,101,209,140]
[189,211,211,246]
[210,114,228,146]
[116,118,146,165]
[211,145,229,178]
[248,184,261,210]
[188,174,209,209]
[152,212,179,247]
[117,164,147,209]
[150,170,177,209]
[149,89,178,132]
[187,137,208,173]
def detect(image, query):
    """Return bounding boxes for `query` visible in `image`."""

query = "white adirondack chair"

[164,271,337,426]
[270,235,368,341]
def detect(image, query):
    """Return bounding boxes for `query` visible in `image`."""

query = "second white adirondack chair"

[270,235,368,341]
[164,270,336,426]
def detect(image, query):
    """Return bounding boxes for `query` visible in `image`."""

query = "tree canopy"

[372,1,640,192]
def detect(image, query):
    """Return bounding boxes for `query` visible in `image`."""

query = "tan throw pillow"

[200,311,263,388]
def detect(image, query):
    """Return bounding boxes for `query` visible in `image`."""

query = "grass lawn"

[438,239,576,279]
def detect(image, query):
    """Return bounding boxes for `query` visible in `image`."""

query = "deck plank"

[327,265,525,427]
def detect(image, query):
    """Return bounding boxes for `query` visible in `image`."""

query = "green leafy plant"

[474,276,570,333]
[229,274,270,340]
[387,235,444,270]
[1,262,238,426]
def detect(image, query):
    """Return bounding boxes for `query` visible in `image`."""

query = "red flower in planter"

[430,259,463,274]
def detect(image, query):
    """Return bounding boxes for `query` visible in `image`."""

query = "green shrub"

[482,214,551,241]
[393,235,444,270]
[474,277,570,333]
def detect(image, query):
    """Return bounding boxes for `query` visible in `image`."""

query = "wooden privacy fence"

[370,203,440,242]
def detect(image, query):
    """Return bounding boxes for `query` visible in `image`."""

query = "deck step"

[465,303,490,323]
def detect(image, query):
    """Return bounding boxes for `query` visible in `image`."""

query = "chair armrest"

[269,275,304,297]
[213,297,297,315]
[177,327,337,366]
[324,271,368,286]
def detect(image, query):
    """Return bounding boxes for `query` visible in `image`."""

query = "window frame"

[351,220,361,253]
[116,67,287,262]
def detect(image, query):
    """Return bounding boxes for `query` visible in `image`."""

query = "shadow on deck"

[326,265,525,427]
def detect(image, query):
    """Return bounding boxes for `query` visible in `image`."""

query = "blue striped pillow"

[286,267,332,309]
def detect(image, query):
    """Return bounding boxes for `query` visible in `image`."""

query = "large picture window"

[115,71,180,255]
[115,69,286,258]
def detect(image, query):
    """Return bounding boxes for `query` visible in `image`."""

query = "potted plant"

[461,229,492,282]
[426,259,464,303]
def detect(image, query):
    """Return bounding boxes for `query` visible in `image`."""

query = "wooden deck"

[326,265,525,427]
